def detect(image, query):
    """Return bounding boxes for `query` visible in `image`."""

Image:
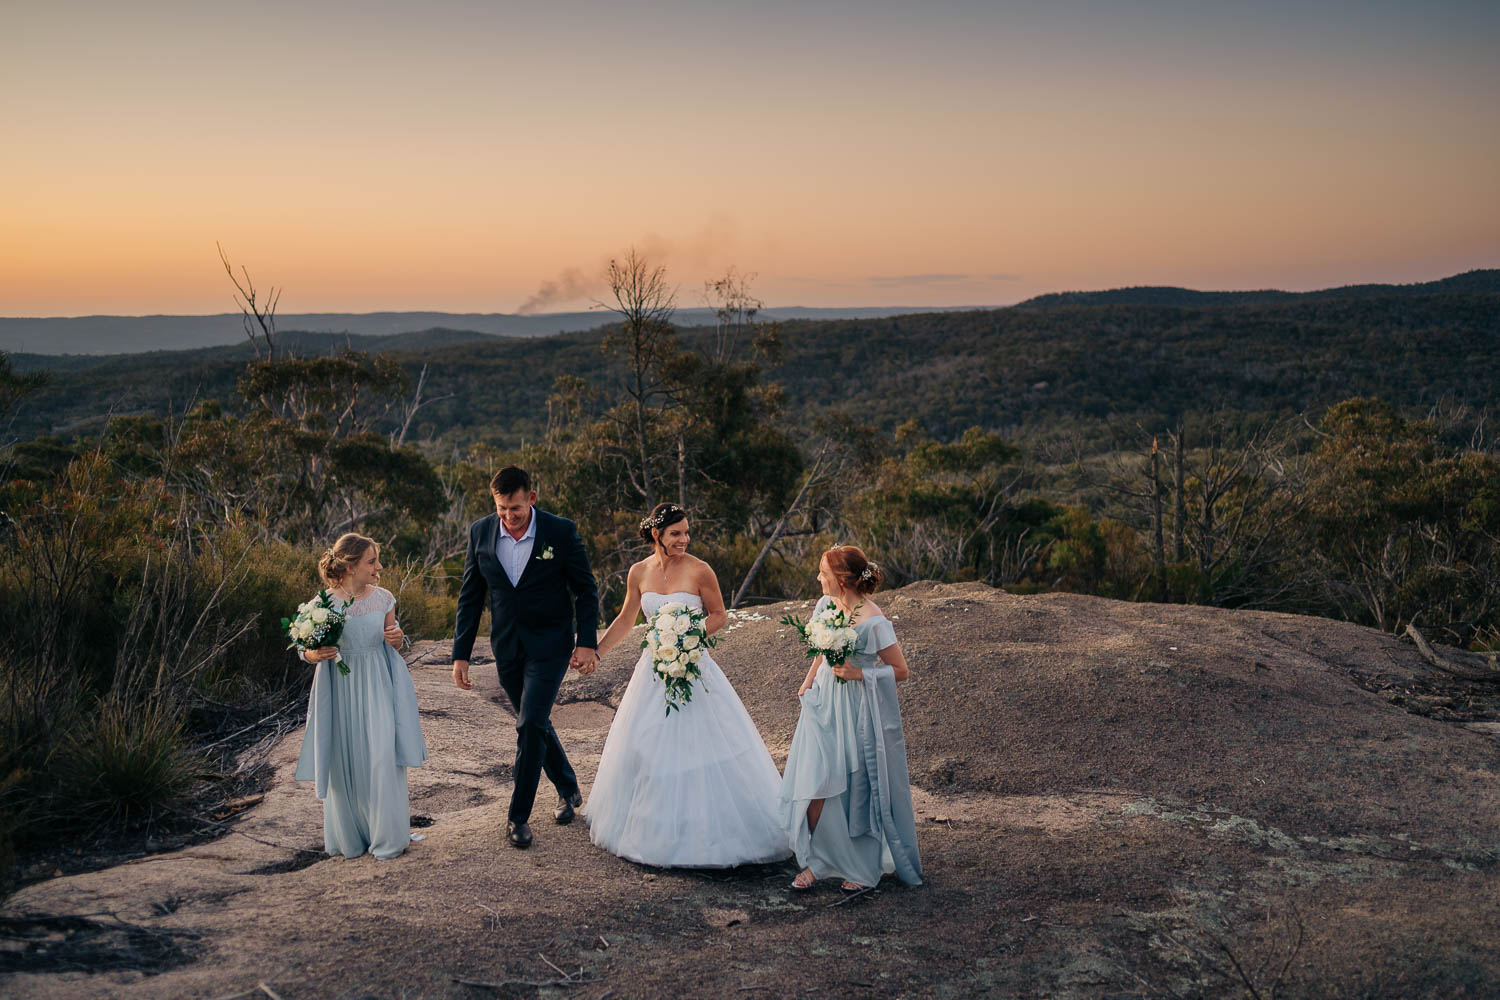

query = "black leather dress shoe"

[554,791,583,825]
[507,821,533,848]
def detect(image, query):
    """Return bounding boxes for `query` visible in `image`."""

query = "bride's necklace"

[652,550,683,588]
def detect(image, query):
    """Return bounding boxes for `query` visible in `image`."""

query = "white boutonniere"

[539,545,555,560]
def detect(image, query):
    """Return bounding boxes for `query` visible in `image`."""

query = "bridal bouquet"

[642,602,717,715]
[283,590,349,675]
[780,602,860,683]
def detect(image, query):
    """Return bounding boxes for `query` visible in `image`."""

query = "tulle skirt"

[584,648,791,867]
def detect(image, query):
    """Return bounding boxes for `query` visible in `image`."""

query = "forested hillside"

[11,286,1500,451]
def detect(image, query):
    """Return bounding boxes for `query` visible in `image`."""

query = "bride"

[583,502,790,867]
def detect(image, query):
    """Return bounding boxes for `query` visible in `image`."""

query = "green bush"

[55,697,195,829]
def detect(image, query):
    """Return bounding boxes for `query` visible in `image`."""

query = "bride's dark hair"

[639,503,688,547]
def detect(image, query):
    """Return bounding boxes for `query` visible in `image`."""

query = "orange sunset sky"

[3,0,1498,316]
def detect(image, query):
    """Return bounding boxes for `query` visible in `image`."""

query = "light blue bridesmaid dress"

[779,595,923,886]
[295,586,427,860]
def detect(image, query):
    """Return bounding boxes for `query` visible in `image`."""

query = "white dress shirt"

[495,510,536,586]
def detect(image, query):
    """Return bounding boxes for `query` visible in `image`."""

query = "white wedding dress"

[584,591,791,867]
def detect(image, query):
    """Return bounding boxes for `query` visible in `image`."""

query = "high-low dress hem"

[779,596,923,887]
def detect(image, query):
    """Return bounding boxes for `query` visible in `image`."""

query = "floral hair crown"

[640,504,683,531]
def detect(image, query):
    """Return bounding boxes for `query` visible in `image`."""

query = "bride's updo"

[824,545,884,596]
[318,532,377,587]
[639,503,688,548]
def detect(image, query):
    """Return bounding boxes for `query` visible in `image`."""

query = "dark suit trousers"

[497,653,579,822]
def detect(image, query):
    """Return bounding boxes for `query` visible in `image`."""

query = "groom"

[452,466,599,848]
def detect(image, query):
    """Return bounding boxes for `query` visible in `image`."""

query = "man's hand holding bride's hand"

[570,647,599,674]
[452,659,472,690]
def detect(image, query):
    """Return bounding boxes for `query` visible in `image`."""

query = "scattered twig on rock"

[1165,904,1304,1000]
[1405,624,1500,681]
[200,702,299,752]
[258,984,284,1000]
[195,821,324,855]
[452,954,604,992]
[826,886,878,907]
[452,975,603,991]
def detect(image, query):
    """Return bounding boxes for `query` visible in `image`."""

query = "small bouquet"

[283,590,350,675]
[642,601,717,715]
[780,601,860,683]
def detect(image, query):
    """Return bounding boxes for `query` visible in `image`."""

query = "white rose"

[297,602,311,614]
[310,607,330,624]
[669,662,688,678]
[660,602,685,615]
[295,622,316,640]
[687,648,702,664]
[654,643,675,661]
[681,633,700,650]
[674,614,693,633]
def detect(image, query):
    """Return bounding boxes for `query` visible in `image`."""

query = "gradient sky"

[3,0,1498,316]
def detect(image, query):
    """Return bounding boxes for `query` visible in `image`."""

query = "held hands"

[570,647,599,674]
[452,659,472,690]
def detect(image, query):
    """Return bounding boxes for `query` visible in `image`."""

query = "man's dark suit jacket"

[451,509,599,665]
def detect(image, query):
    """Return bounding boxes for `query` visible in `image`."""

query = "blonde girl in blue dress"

[295,533,427,860]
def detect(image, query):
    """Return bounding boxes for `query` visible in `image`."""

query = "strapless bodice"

[641,591,704,616]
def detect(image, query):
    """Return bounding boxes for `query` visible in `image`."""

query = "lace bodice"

[641,591,704,616]
[320,586,394,652]
[334,585,395,618]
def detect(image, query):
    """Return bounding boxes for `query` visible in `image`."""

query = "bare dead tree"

[393,363,454,447]
[703,267,762,365]
[732,444,830,608]
[1172,422,1186,561]
[1150,437,1166,600]
[600,248,679,509]
[217,242,281,360]
[1070,413,1310,607]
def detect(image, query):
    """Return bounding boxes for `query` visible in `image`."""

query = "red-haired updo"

[823,545,883,596]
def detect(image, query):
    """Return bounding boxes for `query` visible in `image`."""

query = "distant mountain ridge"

[4,269,1495,357]
[1013,269,1500,308]
[0,306,963,357]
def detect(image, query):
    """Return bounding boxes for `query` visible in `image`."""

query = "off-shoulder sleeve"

[861,617,898,654]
